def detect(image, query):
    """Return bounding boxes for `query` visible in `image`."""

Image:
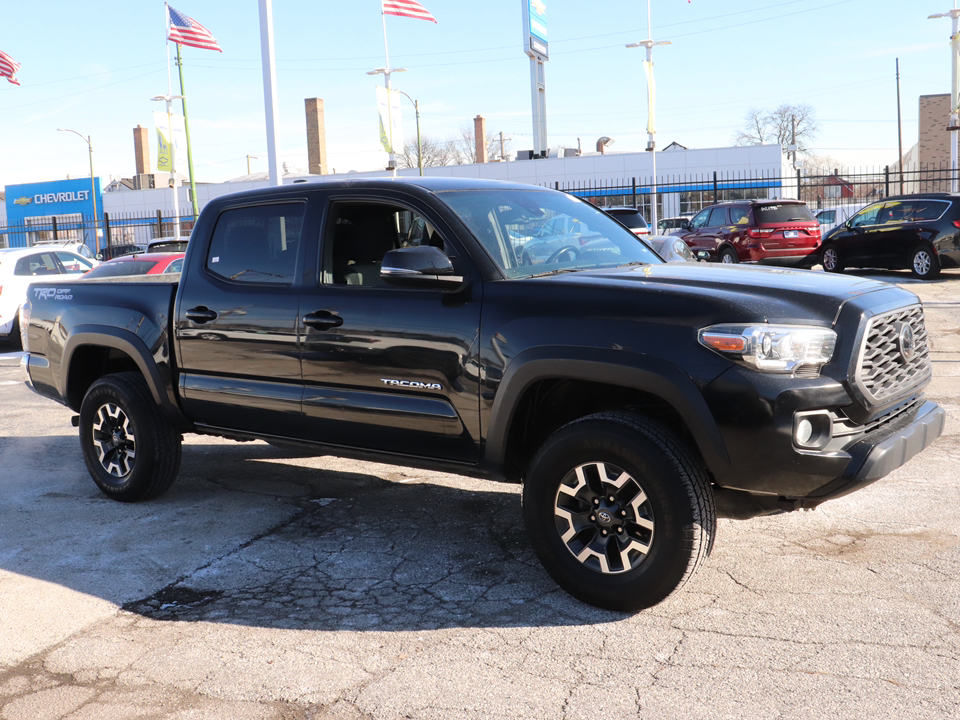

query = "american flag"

[167,5,222,52]
[0,50,21,86]
[382,0,437,23]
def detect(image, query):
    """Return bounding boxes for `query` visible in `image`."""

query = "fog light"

[794,411,832,450]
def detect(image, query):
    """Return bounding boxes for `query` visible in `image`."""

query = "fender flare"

[484,346,730,477]
[61,326,183,424]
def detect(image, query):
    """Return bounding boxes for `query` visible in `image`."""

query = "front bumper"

[794,400,945,506]
[703,365,945,504]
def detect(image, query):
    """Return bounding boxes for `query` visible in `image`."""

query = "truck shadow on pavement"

[0,434,620,632]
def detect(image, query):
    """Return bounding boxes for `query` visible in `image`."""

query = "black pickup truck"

[21,177,945,611]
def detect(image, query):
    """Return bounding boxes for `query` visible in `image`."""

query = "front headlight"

[699,324,837,373]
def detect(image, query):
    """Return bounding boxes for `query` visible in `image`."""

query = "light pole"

[151,93,185,240]
[367,66,406,173]
[929,3,960,192]
[392,88,422,176]
[627,0,671,232]
[246,155,259,175]
[57,128,100,254]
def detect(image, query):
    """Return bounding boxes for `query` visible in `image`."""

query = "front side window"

[850,203,884,228]
[322,201,448,287]
[690,209,711,229]
[207,203,304,284]
[437,189,661,278]
[55,252,93,274]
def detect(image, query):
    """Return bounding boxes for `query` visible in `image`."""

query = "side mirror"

[681,220,691,231]
[381,246,464,288]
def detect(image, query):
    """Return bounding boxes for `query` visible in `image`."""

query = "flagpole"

[176,43,200,221]
[164,3,181,240]
[258,0,282,187]
[381,10,397,175]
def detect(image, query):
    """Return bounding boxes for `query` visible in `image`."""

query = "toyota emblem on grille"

[897,323,916,362]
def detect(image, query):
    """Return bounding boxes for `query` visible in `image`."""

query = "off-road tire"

[79,372,182,502]
[522,412,715,612]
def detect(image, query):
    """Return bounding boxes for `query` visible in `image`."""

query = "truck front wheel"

[522,412,715,612]
[79,372,182,502]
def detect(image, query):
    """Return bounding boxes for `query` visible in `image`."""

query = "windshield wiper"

[617,261,651,268]
[527,267,585,278]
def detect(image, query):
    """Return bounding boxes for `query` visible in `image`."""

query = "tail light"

[746,228,775,239]
[952,220,960,229]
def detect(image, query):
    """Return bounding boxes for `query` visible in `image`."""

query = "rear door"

[175,199,313,435]
[296,192,483,462]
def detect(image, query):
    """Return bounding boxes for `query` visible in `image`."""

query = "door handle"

[185,307,218,324]
[302,311,344,330]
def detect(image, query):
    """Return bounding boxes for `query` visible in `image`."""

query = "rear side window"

[729,207,750,225]
[755,204,816,224]
[14,252,59,276]
[904,200,949,222]
[207,203,305,284]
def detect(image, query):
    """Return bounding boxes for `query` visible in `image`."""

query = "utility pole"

[897,58,904,195]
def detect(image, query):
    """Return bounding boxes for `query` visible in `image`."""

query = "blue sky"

[0,0,953,188]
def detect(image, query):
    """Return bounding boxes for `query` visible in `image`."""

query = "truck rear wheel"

[79,372,181,502]
[522,412,715,611]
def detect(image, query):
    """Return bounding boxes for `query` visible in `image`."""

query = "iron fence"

[3,163,958,250]
[0,210,195,253]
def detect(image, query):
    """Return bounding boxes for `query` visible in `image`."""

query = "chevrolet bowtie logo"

[13,196,32,206]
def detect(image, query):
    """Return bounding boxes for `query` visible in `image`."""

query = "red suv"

[679,199,821,266]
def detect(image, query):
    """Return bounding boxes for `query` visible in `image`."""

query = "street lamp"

[367,66,407,173]
[246,155,259,175]
[627,0,671,232]
[392,88,422,176]
[57,128,100,254]
[929,4,960,192]
[151,93,185,241]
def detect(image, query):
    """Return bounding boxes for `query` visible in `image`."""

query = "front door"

[296,195,483,462]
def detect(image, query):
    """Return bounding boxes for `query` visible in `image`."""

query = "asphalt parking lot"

[0,268,958,720]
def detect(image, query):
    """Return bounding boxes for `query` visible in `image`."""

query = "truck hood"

[531,263,915,325]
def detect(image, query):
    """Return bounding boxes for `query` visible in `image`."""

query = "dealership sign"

[34,190,91,204]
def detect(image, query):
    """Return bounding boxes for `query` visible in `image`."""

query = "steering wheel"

[546,246,580,264]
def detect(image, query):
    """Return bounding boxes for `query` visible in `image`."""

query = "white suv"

[0,248,94,346]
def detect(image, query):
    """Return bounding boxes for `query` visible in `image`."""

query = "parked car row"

[0,245,184,348]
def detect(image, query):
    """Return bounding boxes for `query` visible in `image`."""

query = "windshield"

[437,189,662,278]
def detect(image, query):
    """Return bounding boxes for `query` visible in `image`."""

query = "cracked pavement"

[1,269,959,719]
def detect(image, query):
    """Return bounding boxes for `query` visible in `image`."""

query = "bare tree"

[397,135,457,170]
[452,124,512,164]
[733,103,818,155]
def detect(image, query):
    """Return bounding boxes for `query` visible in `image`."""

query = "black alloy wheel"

[79,372,182,502]
[523,412,715,612]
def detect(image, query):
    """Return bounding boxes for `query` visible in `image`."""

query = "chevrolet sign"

[13,196,32,206]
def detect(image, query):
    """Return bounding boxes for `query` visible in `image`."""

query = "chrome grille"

[855,304,931,405]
